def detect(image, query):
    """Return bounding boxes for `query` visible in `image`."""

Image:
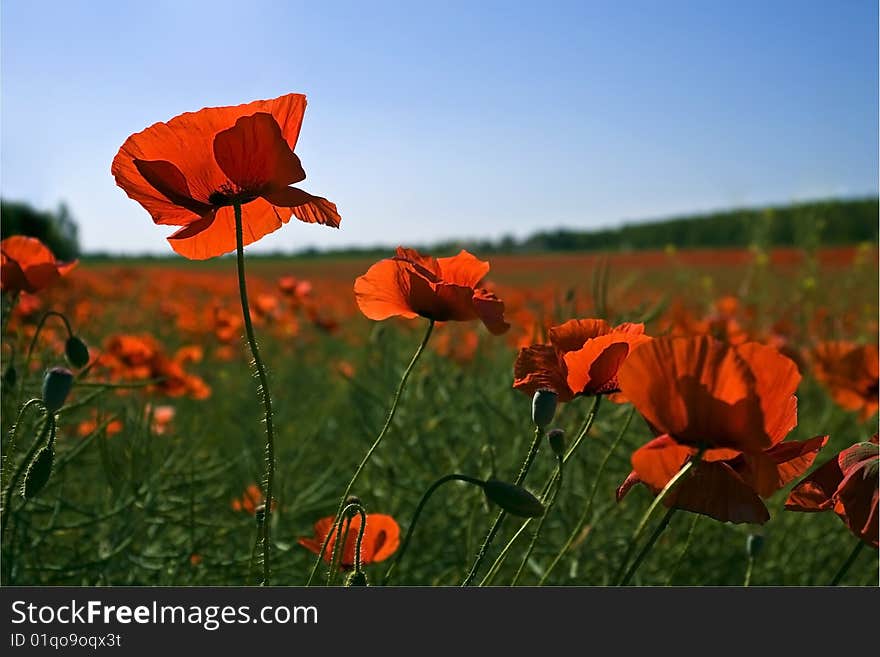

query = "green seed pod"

[41,367,74,413]
[482,479,545,518]
[2,363,16,388]
[531,389,557,429]
[65,336,90,369]
[22,445,54,499]
[547,428,565,457]
[746,534,764,558]
[344,570,368,587]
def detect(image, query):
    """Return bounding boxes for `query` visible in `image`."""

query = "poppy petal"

[472,288,510,335]
[548,319,611,353]
[167,200,287,260]
[564,336,632,396]
[512,344,572,401]
[631,435,694,491]
[437,250,490,288]
[133,159,214,216]
[261,186,341,227]
[785,455,844,512]
[213,112,307,191]
[354,259,420,321]
[667,462,771,524]
[736,342,801,444]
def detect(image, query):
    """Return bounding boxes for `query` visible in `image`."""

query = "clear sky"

[1,0,877,255]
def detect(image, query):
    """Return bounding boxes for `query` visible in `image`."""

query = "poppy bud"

[3,363,16,388]
[482,479,545,518]
[65,336,90,369]
[547,428,565,457]
[531,389,557,429]
[344,570,368,587]
[42,367,74,413]
[344,495,362,518]
[22,445,54,499]
[746,533,764,558]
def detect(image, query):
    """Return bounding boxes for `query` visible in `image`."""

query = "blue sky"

[1,0,877,255]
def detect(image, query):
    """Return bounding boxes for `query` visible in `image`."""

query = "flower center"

[208,183,259,207]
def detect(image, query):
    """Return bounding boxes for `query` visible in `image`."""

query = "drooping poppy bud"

[41,367,74,413]
[482,479,545,518]
[65,336,90,369]
[344,570,368,586]
[22,445,54,499]
[531,389,557,429]
[547,428,565,457]
[746,533,764,558]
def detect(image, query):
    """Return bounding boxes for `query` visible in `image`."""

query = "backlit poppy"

[513,319,650,402]
[354,247,509,334]
[786,436,878,547]
[298,513,400,568]
[1,236,77,293]
[112,93,340,260]
[811,341,878,420]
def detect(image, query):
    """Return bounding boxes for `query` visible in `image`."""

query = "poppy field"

[1,94,877,587]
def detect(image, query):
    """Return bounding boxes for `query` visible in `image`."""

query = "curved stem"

[23,311,74,371]
[327,515,352,585]
[510,453,563,585]
[352,506,368,576]
[483,395,606,585]
[2,399,45,474]
[383,473,484,585]
[306,319,435,585]
[830,539,865,586]
[537,404,633,585]
[462,426,542,586]
[233,202,277,586]
[614,450,702,585]
[1,415,53,537]
[619,507,676,586]
[744,555,755,587]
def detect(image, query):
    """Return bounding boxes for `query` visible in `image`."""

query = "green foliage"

[1,199,80,260]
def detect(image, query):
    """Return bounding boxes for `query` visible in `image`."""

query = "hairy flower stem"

[306,319,435,586]
[462,426,543,586]
[619,507,676,585]
[383,473,485,585]
[614,450,703,585]
[233,202,276,586]
[510,453,564,585]
[830,539,866,586]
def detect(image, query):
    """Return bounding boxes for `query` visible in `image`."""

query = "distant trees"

[1,199,80,261]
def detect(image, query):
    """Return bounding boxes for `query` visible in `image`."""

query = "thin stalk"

[510,453,563,585]
[665,512,698,585]
[306,319,434,586]
[462,426,542,586]
[744,554,755,587]
[830,540,866,586]
[613,450,702,585]
[233,202,277,586]
[619,507,676,585]
[383,473,484,585]
[537,404,634,585]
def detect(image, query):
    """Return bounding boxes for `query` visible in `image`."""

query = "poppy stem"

[743,554,755,587]
[510,452,564,585]
[232,201,276,586]
[382,473,485,585]
[537,404,634,585]
[830,539,866,585]
[619,507,676,586]
[306,319,435,586]
[352,506,368,577]
[327,513,353,585]
[614,450,701,585]
[462,426,543,586]
[665,512,699,585]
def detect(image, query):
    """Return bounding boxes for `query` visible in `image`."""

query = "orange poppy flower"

[617,433,828,524]
[354,247,509,334]
[786,436,878,547]
[617,336,801,454]
[1,236,77,293]
[111,93,340,260]
[811,341,878,420]
[513,319,650,402]
[298,513,400,569]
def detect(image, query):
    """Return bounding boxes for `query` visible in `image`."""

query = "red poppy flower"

[811,341,878,420]
[617,433,829,524]
[112,93,340,260]
[513,319,650,402]
[1,236,77,293]
[354,247,509,334]
[298,513,400,568]
[786,436,878,547]
[617,336,801,454]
